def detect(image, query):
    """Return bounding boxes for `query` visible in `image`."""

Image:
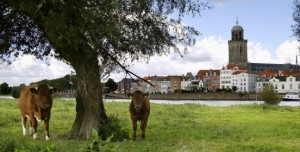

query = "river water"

[103,99,300,107]
[2,96,300,107]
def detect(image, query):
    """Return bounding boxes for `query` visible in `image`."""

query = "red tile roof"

[225,64,246,70]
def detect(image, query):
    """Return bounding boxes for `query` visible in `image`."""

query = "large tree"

[0,0,210,139]
[293,0,300,40]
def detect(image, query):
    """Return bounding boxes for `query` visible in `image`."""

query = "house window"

[290,78,293,82]
[282,84,285,90]
[275,84,278,89]
[298,84,300,89]
[290,84,293,90]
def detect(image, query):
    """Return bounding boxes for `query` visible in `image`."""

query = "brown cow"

[18,84,57,140]
[128,90,150,140]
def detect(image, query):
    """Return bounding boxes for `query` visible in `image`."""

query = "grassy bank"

[1,98,300,151]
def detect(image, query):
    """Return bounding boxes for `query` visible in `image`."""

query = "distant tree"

[292,0,300,40]
[11,86,21,99]
[260,83,280,105]
[0,82,11,95]
[232,86,237,92]
[105,78,118,93]
[0,0,210,139]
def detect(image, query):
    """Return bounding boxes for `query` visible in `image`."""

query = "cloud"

[109,36,229,81]
[0,37,298,86]
[276,40,299,64]
[0,55,73,86]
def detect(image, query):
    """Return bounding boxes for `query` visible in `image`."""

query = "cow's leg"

[44,119,50,140]
[30,115,38,140]
[131,119,137,140]
[21,116,27,136]
[140,115,149,139]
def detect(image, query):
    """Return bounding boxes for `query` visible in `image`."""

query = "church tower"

[228,19,248,68]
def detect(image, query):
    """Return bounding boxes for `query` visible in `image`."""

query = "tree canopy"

[293,0,300,40]
[0,0,210,71]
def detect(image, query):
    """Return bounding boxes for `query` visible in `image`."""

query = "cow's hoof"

[46,136,51,140]
[33,133,38,140]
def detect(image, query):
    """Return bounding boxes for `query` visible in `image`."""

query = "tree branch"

[101,50,155,88]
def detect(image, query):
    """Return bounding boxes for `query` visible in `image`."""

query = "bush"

[260,83,280,105]
[98,115,129,142]
[11,86,21,99]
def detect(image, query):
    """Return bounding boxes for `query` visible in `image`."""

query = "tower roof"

[231,18,243,31]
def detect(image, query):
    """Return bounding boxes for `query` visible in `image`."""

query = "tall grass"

[1,98,300,151]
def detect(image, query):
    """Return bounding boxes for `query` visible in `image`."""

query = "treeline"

[0,74,77,98]
[0,74,118,98]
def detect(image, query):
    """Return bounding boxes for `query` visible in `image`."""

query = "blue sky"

[0,0,299,86]
[195,0,296,58]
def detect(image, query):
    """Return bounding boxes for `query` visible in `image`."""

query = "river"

[2,96,300,107]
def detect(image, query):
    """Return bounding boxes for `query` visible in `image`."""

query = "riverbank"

[105,92,284,101]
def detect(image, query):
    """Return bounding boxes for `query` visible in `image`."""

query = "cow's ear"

[143,93,149,97]
[30,88,38,94]
[50,88,57,94]
[127,93,132,98]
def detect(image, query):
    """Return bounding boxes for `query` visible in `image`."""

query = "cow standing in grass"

[128,90,150,140]
[18,84,57,140]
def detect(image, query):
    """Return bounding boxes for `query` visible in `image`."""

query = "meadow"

[1,98,300,152]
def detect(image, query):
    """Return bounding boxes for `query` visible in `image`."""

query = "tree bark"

[69,52,107,139]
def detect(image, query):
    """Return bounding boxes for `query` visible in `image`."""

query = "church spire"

[236,15,239,25]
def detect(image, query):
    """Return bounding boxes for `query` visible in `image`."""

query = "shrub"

[98,115,129,142]
[260,83,280,105]
[11,86,21,99]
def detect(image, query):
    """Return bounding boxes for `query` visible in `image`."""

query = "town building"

[197,69,220,91]
[232,71,258,92]
[220,64,246,90]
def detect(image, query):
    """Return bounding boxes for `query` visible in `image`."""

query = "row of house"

[117,64,300,94]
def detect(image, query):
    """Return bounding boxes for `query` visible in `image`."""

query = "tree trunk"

[69,53,107,139]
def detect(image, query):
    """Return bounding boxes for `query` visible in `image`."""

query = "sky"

[0,0,299,86]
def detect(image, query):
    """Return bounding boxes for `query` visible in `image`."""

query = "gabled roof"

[233,71,256,75]
[184,72,194,81]
[258,68,278,79]
[259,69,300,79]
[196,69,220,79]
[225,64,246,70]
[232,71,244,75]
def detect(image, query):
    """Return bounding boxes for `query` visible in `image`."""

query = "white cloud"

[276,40,299,64]
[0,38,298,86]
[0,55,73,86]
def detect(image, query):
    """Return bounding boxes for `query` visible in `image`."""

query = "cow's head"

[30,85,57,110]
[128,91,149,112]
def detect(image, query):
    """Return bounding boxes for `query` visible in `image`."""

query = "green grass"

[1,98,300,151]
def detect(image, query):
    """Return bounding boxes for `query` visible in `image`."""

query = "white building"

[257,76,300,93]
[161,80,170,94]
[181,80,192,91]
[232,71,258,93]
[220,64,246,90]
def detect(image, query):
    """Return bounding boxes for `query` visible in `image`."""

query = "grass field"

[1,98,300,152]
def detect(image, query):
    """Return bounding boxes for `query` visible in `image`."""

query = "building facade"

[232,71,258,93]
